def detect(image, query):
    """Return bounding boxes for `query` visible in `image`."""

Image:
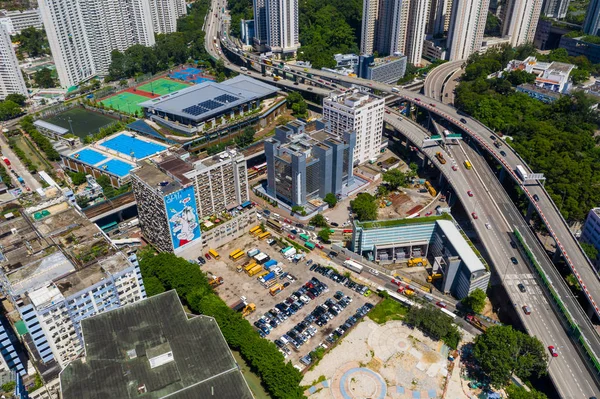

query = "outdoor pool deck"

[97,132,168,160]
[67,148,136,178]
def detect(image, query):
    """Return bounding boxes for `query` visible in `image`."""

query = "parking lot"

[203,230,379,366]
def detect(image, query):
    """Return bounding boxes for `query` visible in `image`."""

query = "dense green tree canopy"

[286,92,308,118]
[405,306,461,349]
[5,94,26,106]
[461,288,487,313]
[323,193,338,208]
[506,384,548,399]
[0,101,22,121]
[473,325,548,388]
[455,45,600,221]
[382,169,409,190]
[13,27,48,58]
[318,228,331,242]
[34,68,56,88]
[310,214,328,227]
[350,193,378,221]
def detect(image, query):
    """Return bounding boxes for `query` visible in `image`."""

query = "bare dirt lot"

[204,231,379,366]
[302,319,452,399]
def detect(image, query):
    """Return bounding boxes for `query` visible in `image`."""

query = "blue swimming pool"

[100,159,135,177]
[70,148,107,165]
[100,134,167,160]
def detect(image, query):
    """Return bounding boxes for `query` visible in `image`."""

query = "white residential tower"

[149,0,188,34]
[446,0,490,60]
[265,0,299,55]
[502,0,543,47]
[0,23,27,100]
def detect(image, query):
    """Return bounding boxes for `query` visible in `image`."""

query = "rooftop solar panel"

[199,100,222,110]
[214,94,239,103]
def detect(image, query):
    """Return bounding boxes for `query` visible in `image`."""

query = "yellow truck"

[426,272,443,283]
[270,284,284,296]
[424,181,436,197]
[407,257,426,267]
[244,262,257,272]
[242,303,256,317]
[435,152,446,165]
[247,265,263,277]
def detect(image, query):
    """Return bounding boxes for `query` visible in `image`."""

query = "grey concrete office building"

[265,120,355,207]
[584,0,600,36]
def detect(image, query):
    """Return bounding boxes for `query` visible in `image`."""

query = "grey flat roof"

[60,290,254,399]
[139,75,278,122]
[33,120,69,135]
[436,220,486,274]
[7,251,75,297]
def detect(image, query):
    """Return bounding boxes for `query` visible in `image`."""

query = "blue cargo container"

[264,259,277,269]
[261,272,275,283]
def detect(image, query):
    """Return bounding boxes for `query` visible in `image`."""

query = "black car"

[295,223,305,228]
[518,283,526,293]
[511,257,518,265]
[197,256,206,264]
[533,194,539,201]
[310,264,317,271]
[331,222,339,227]
[460,118,467,124]
[500,150,506,157]
[510,241,517,249]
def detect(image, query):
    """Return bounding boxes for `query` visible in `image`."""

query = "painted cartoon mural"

[164,186,201,250]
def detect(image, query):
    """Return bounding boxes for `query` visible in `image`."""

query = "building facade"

[360,0,379,55]
[502,0,543,47]
[265,0,299,55]
[323,90,385,165]
[265,120,355,206]
[581,208,600,268]
[38,0,156,87]
[0,9,42,35]
[358,54,407,83]
[542,0,570,18]
[584,0,600,36]
[0,23,27,100]
[184,150,250,218]
[404,0,431,65]
[351,217,490,299]
[149,0,188,34]
[252,0,268,49]
[240,19,255,46]
[427,0,453,35]
[446,0,490,60]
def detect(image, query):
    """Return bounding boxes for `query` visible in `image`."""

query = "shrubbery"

[404,306,461,349]
[140,253,304,399]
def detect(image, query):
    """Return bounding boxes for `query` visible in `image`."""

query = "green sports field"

[100,92,148,115]
[137,78,191,96]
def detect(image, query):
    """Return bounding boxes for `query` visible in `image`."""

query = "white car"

[485,223,492,230]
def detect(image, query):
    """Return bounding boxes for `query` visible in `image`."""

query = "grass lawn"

[368,298,409,324]
[13,136,51,172]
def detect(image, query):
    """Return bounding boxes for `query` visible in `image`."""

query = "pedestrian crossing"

[280,222,317,239]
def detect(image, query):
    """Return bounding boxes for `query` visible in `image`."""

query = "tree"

[291,205,306,215]
[235,126,255,147]
[14,27,48,58]
[286,92,308,118]
[506,384,548,399]
[484,12,501,37]
[34,68,56,88]
[581,242,598,261]
[462,288,487,313]
[75,196,90,209]
[318,228,331,242]
[70,172,87,186]
[350,193,378,221]
[310,214,328,227]
[1,381,15,393]
[404,306,461,349]
[5,94,26,106]
[382,168,408,190]
[507,70,536,85]
[323,193,337,208]
[0,101,22,121]
[473,325,548,388]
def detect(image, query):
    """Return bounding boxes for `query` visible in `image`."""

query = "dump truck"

[465,314,487,332]
[270,283,284,296]
[244,262,257,272]
[247,265,263,277]
[426,272,443,283]
[260,272,275,284]
[435,152,446,164]
[208,276,223,287]
[263,259,278,270]
[241,303,256,317]
[424,181,436,197]
[407,258,426,267]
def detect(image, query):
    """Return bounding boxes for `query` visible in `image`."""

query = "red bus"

[343,229,352,234]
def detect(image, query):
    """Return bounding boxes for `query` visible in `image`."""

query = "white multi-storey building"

[323,90,385,165]
[427,0,453,35]
[265,0,299,55]
[360,0,379,55]
[446,0,490,60]
[38,0,156,87]
[0,23,27,100]
[149,0,188,34]
[502,0,543,47]
[38,0,96,88]
[404,0,431,65]
[0,8,43,35]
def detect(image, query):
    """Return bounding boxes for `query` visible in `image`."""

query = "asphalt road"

[205,6,600,395]
[384,112,600,398]
[423,60,464,101]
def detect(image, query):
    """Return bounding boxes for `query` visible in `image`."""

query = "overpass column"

[261,64,266,75]
[553,247,563,262]
[499,167,507,183]
[525,202,535,222]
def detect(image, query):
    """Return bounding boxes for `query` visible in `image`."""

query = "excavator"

[241,303,256,317]
[407,257,426,267]
[208,276,224,287]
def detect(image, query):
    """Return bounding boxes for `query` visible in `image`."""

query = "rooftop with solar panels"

[139,75,280,123]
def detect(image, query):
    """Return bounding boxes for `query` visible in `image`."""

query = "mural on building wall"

[164,186,201,250]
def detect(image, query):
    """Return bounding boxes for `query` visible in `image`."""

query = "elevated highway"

[204,4,600,395]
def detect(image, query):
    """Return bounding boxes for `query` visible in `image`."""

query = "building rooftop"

[436,220,486,274]
[60,290,254,399]
[6,251,75,298]
[132,162,184,196]
[356,214,452,229]
[139,75,279,122]
[190,148,243,171]
[33,120,69,135]
[371,54,406,66]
